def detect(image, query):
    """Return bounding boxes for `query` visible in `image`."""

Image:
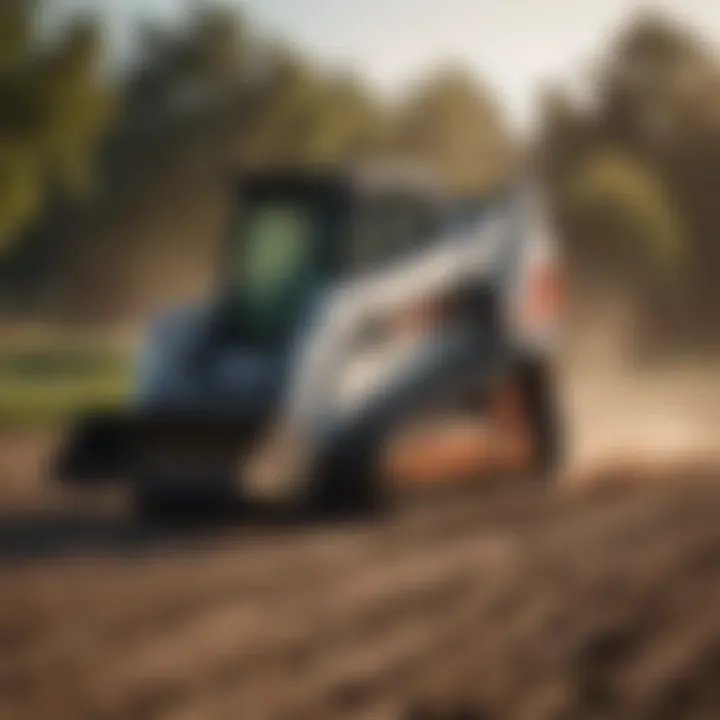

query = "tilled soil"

[2,437,720,719]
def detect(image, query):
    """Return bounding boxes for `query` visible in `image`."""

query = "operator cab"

[220,166,448,349]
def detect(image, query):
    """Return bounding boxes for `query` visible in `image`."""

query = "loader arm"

[280,198,517,443]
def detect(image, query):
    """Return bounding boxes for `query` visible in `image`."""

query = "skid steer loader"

[53,165,564,517]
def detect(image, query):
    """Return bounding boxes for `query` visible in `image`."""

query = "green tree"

[237,50,382,167]
[0,3,114,251]
[562,150,684,274]
[538,11,720,347]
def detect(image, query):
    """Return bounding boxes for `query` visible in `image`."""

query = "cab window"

[350,194,441,273]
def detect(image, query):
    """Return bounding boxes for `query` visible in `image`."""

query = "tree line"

[541,12,720,351]
[1,3,719,351]
[0,2,514,319]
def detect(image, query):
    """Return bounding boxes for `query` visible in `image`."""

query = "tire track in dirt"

[5,524,518,718]
[4,467,720,719]
[0,485,533,671]
[1,485,537,720]
[157,538,513,720]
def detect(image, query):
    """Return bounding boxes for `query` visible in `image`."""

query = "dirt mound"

[0,454,720,720]
[408,482,720,720]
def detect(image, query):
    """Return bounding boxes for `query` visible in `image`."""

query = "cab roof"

[238,162,446,202]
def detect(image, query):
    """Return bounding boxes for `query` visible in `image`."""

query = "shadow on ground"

[0,509,210,561]
[0,499,388,562]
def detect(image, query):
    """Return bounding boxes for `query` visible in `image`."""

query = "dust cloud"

[561,304,720,487]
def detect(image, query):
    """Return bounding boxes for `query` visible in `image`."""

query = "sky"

[48,0,720,133]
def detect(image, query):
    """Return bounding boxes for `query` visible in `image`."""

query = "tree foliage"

[540,11,720,344]
[111,10,513,189]
[0,3,114,250]
[391,66,515,192]
[563,150,684,272]
[238,53,384,167]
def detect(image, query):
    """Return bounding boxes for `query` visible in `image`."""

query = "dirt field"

[2,431,720,720]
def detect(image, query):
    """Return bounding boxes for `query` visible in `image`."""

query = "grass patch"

[0,343,132,429]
